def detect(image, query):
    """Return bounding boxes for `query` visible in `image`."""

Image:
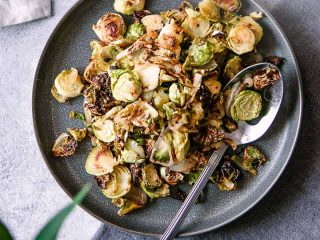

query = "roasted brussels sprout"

[160,167,184,186]
[121,139,145,163]
[85,146,118,176]
[141,182,170,198]
[213,0,241,13]
[230,90,262,121]
[51,85,67,103]
[141,14,163,32]
[142,163,162,189]
[203,76,222,96]
[152,130,173,165]
[199,0,220,22]
[156,19,184,57]
[172,130,190,163]
[112,198,141,216]
[110,69,142,102]
[134,63,160,92]
[114,0,145,15]
[231,145,267,175]
[185,39,214,68]
[169,152,198,174]
[181,8,211,39]
[125,23,146,40]
[52,133,78,157]
[92,13,126,44]
[92,117,116,142]
[252,67,281,90]
[224,56,243,81]
[114,100,158,131]
[160,9,185,24]
[227,24,256,55]
[102,166,132,198]
[210,160,240,191]
[169,83,186,107]
[53,68,84,100]
[237,16,263,44]
[193,126,225,150]
[153,89,170,111]
[67,128,87,142]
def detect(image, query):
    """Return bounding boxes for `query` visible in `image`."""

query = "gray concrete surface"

[0,0,100,239]
[1,0,320,240]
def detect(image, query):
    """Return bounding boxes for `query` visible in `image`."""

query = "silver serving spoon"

[160,62,283,240]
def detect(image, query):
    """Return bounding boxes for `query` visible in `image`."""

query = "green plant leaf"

[35,184,90,240]
[0,222,13,240]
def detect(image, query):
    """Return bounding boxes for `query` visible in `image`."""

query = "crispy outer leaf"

[34,184,90,240]
[0,222,13,240]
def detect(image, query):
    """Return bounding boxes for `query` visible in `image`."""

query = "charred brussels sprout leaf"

[253,67,281,90]
[160,167,184,186]
[169,83,186,107]
[114,0,145,15]
[67,128,87,142]
[142,163,162,189]
[125,23,146,40]
[187,171,201,185]
[185,39,214,68]
[210,161,240,191]
[141,182,170,199]
[92,13,126,44]
[231,145,267,175]
[230,90,262,121]
[52,133,78,157]
[69,111,85,121]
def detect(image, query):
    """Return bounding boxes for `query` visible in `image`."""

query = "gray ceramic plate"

[33,0,302,237]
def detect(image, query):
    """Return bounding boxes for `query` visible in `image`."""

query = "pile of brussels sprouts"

[51,0,283,216]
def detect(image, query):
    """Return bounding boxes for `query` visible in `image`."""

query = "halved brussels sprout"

[169,83,186,107]
[52,133,78,157]
[90,40,122,62]
[153,89,170,110]
[141,182,170,199]
[230,90,262,121]
[134,63,160,92]
[224,56,243,81]
[181,8,211,39]
[114,100,159,130]
[151,129,173,165]
[141,90,155,102]
[237,16,263,44]
[114,0,145,15]
[92,13,126,44]
[67,128,87,142]
[142,163,162,189]
[156,19,184,57]
[141,14,163,32]
[102,166,132,198]
[184,39,214,70]
[227,25,255,55]
[199,0,221,22]
[125,23,146,40]
[110,69,142,102]
[172,130,190,163]
[121,139,145,163]
[85,146,118,176]
[92,117,116,142]
[53,68,84,99]
[213,0,241,13]
[160,167,184,186]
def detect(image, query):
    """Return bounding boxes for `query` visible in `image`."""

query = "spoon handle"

[160,144,228,240]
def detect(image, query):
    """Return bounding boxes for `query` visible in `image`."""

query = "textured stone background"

[0,0,319,240]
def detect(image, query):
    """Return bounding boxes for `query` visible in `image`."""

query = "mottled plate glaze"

[33,0,302,237]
